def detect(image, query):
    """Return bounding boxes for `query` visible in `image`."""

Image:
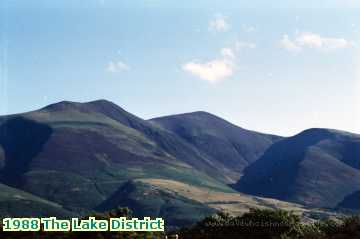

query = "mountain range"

[0,99,358,225]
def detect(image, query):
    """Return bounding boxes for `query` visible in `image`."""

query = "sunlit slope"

[151,112,281,181]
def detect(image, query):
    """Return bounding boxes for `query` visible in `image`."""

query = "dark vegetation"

[176,208,360,239]
[2,208,360,239]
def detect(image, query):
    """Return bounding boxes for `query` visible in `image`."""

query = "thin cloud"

[281,32,355,53]
[297,32,354,50]
[280,35,302,53]
[209,14,230,32]
[182,48,236,83]
[106,61,129,73]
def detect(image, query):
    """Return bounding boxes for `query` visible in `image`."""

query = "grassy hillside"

[235,128,360,208]
[151,112,281,181]
[0,100,238,223]
[137,178,338,221]
[96,180,217,226]
[1,100,357,225]
[0,182,73,217]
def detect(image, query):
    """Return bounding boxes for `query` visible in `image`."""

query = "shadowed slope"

[0,117,52,187]
[235,128,360,208]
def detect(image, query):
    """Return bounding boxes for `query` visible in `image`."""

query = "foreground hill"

[0,182,73,217]
[235,128,360,208]
[151,112,281,181]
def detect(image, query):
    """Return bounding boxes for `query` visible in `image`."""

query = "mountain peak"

[296,128,358,140]
[41,101,81,111]
[41,99,122,112]
[151,111,230,124]
[85,99,118,107]
[41,99,148,128]
[184,111,221,119]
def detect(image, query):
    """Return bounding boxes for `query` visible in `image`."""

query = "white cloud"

[209,14,230,32]
[235,41,257,51]
[106,61,129,73]
[280,35,302,53]
[297,32,354,50]
[183,48,236,83]
[281,32,355,53]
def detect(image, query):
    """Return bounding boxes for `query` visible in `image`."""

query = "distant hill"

[151,112,281,181]
[235,128,360,208]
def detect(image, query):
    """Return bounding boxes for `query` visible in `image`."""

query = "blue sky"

[0,0,359,136]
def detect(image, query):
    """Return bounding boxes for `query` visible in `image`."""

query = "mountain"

[151,112,281,181]
[0,100,235,221]
[0,99,284,225]
[1,100,353,224]
[235,128,360,208]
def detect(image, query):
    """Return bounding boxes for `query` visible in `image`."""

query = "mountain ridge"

[0,99,359,225]
[151,110,282,181]
[0,100,266,224]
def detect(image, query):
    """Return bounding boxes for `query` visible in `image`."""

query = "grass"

[138,178,339,221]
[0,182,74,218]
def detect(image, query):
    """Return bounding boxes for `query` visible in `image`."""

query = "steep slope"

[337,191,360,211]
[0,182,73,217]
[235,128,360,208]
[151,112,281,181]
[39,100,227,182]
[0,100,232,218]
